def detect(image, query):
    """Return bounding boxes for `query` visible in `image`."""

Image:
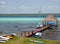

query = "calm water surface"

[0,17,60,40]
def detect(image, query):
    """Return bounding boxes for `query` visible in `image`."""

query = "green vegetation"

[0,36,60,44]
[0,14,59,17]
[0,14,40,17]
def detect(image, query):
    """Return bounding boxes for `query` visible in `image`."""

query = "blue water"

[0,16,60,34]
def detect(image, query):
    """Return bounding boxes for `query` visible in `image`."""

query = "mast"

[39,10,41,14]
[39,7,41,14]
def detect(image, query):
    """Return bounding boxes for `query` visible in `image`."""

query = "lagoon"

[0,17,60,34]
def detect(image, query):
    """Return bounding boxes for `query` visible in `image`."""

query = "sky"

[0,0,60,14]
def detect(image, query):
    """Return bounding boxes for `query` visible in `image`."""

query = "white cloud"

[18,5,40,11]
[0,0,6,8]
[1,0,5,4]
[18,5,32,10]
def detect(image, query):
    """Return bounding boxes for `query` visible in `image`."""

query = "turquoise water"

[0,18,43,22]
[0,18,43,23]
[0,17,60,22]
[0,17,60,34]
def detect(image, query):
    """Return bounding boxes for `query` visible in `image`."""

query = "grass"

[0,36,60,44]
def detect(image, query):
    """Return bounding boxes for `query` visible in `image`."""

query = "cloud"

[18,5,40,11]
[18,5,32,10]
[47,5,58,9]
[0,0,6,8]
[41,5,60,13]
[1,0,5,4]
[2,5,40,14]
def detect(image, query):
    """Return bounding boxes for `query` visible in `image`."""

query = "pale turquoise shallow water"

[0,18,43,22]
[0,17,60,22]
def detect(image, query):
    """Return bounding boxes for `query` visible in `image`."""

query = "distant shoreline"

[0,13,60,16]
[0,13,60,17]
